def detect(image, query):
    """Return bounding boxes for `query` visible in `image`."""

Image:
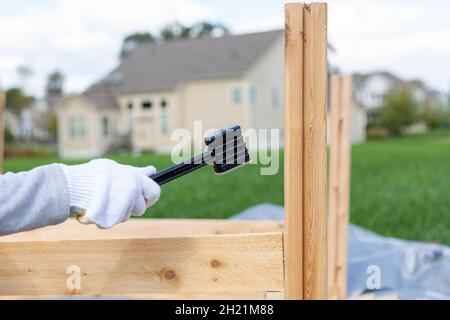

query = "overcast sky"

[1,0,449,97]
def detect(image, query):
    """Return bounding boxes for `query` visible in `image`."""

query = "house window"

[271,86,279,107]
[249,86,257,106]
[102,117,110,138]
[128,115,134,134]
[127,102,133,110]
[161,99,168,108]
[161,112,169,135]
[69,116,86,139]
[371,92,385,103]
[232,87,242,105]
[142,100,153,109]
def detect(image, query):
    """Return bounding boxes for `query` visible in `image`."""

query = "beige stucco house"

[57,30,366,158]
[57,94,119,158]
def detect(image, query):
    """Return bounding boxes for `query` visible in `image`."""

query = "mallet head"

[204,125,251,174]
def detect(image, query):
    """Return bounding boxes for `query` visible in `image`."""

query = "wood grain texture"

[327,75,341,297]
[284,2,304,300]
[0,292,272,300]
[0,219,283,242]
[302,2,328,299]
[0,91,5,174]
[328,75,352,300]
[0,232,283,296]
[284,2,328,300]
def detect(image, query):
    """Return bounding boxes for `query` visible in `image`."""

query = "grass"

[3,130,450,244]
[351,130,450,244]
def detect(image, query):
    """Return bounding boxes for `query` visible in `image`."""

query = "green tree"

[5,87,35,115]
[120,21,230,58]
[4,124,14,144]
[421,105,450,129]
[190,21,229,38]
[120,32,156,59]
[380,88,420,136]
[46,111,58,138]
[160,22,189,42]
[46,70,65,96]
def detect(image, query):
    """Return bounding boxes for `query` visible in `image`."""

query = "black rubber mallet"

[150,125,250,185]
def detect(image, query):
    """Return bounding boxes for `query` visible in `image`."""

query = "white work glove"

[59,159,161,229]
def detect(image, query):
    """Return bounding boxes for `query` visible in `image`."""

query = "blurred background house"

[56,30,376,158]
[3,27,446,158]
[56,30,284,157]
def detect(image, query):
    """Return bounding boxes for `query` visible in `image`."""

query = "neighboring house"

[352,71,447,135]
[352,71,431,123]
[56,30,368,158]
[57,30,285,157]
[350,101,367,143]
[57,94,119,158]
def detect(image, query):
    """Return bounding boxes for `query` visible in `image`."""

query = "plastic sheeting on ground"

[231,203,450,300]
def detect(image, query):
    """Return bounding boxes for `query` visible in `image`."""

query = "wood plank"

[328,75,352,300]
[327,75,341,298]
[283,2,304,300]
[0,232,284,296]
[302,2,328,300]
[0,292,271,300]
[0,219,283,242]
[0,91,5,174]
[336,75,352,299]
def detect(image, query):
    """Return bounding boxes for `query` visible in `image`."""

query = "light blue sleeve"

[0,164,70,236]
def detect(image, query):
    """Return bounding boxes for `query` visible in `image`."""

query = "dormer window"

[142,100,153,109]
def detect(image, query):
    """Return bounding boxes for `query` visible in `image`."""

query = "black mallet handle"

[150,125,250,185]
[150,153,207,185]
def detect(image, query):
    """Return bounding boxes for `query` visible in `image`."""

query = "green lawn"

[351,130,450,244]
[4,130,450,244]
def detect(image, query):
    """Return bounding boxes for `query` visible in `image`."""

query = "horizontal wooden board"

[0,232,284,296]
[0,219,283,242]
[0,291,276,300]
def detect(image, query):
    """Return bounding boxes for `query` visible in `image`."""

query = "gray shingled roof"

[83,93,119,110]
[93,30,283,93]
[352,71,402,88]
[352,71,428,92]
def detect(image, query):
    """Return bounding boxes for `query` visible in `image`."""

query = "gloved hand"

[59,159,161,229]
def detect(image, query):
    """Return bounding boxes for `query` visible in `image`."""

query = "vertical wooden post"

[328,74,352,299]
[284,2,304,300]
[284,2,328,300]
[0,91,5,174]
[302,3,328,300]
